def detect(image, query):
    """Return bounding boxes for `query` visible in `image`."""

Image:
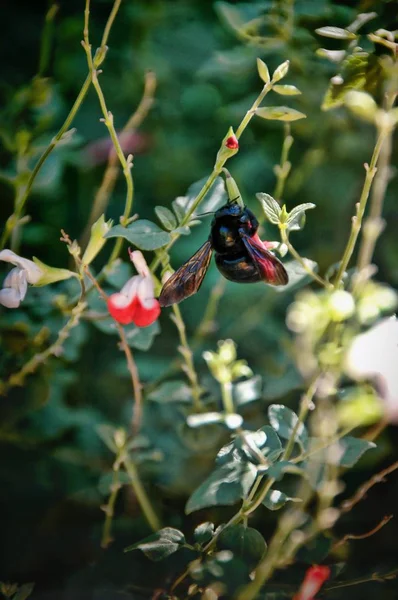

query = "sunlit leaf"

[256,192,281,224]
[105,220,171,250]
[194,521,215,544]
[273,84,301,96]
[256,106,306,121]
[155,206,177,231]
[268,404,308,450]
[124,527,186,561]
[218,525,267,568]
[315,26,357,40]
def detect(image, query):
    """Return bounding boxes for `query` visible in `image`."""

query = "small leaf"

[267,460,305,481]
[155,206,177,231]
[268,404,308,450]
[218,525,267,569]
[96,424,118,452]
[256,106,306,122]
[13,584,35,600]
[147,380,193,404]
[263,489,301,511]
[315,26,357,40]
[286,203,316,231]
[124,527,186,561]
[257,58,270,84]
[174,225,191,235]
[194,522,215,544]
[105,220,171,251]
[234,375,262,406]
[316,48,347,63]
[256,192,281,224]
[187,412,224,428]
[335,436,376,468]
[33,258,76,286]
[186,460,257,514]
[272,60,290,82]
[273,84,301,96]
[344,90,378,122]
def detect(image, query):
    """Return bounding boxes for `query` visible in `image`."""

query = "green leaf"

[234,375,262,406]
[297,533,333,564]
[13,584,35,600]
[315,26,357,40]
[105,219,171,250]
[186,460,257,514]
[147,380,193,404]
[274,259,319,293]
[336,436,376,467]
[124,527,186,561]
[218,525,267,568]
[322,52,384,111]
[96,424,118,453]
[268,404,308,450]
[272,60,290,82]
[263,489,301,511]
[194,521,215,544]
[286,203,316,231]
[273,84,301,96]
[172,176,227,223]
[267,460,305,481]
[257,58,270,84]
[256,106,306,122]
[256,192,281,224]
[155,206,177,231]
[217,426,282,466]
[93,314,160,351]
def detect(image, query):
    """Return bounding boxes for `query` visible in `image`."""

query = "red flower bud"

[225,135,239,150]
[293,565,331,600]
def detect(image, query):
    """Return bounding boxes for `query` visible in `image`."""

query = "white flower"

[0,250,43,308]
[345,317,398,422]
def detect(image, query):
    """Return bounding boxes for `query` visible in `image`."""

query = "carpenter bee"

[159,200,288,306]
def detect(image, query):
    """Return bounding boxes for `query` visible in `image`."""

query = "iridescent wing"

[240,232,288,286]
[159,240,213,306]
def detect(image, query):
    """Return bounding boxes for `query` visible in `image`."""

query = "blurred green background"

[1,0,398,598]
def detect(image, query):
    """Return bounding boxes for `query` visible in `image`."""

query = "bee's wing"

[240,232,288,286]
[159,240,213,306]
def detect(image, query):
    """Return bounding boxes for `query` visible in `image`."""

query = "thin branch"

[280,227,331,289]
[83,267,143,433]
[340,460,398,513]
[332,514,393,550]
[80,71,157,250]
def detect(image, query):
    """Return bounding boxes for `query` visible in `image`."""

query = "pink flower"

[225,135,239,149]
[293,565,331,600]
[107,250,160,327]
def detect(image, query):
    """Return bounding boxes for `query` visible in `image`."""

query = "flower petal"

[136,276,156,309]
[0,249,43,284]
[119,275,140,303]
[133,297,161,327]
[129,249,150,278]
[0,286,22,308]
[3,267,28,300]
[107,292,139,324]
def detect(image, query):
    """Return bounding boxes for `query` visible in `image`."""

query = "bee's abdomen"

[215,253,261,283]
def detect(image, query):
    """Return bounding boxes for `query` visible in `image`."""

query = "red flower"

[107,250,160,327]
[293,565,331,600]
[225,135,239,149]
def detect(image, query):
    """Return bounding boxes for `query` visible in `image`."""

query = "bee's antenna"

[195,211,214,217]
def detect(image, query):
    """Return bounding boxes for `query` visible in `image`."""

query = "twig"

[80,71,157,250]
[273,123,293,202]
[38,2,59,77]
[1,302,86,395]
[0,0,123,251]
[333,127,388,287]
[325,568,398,591]
[101,451,124,548]
[170,305,203,412]
[332,514,393,549]
[340,460,398,513]
[83,267,143,433]
[280,227,331,289]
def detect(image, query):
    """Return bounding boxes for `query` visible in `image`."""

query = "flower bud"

[215,127,239,169]
[327,290,355,322]
[82,215,113,266]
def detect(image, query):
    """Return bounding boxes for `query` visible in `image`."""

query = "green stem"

[101,454,123,548]
[38,2,59,76]
[221,381,234,415]
[123,456,161,532]
[171,305,203,412]
[333,127,387,287]
[280,227,331,288]
[273,124,293,202]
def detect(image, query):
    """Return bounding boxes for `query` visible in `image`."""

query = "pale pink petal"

[0,286,22,308]
[119,275,140,304]
[136,276,156,309]
[129,249,150,278]
[0,249,43,284]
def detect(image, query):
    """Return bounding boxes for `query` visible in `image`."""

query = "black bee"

[159,200,288,306]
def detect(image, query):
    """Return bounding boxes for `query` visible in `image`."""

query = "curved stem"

[333,127,387,287]
[280,227,331,288]
[123,456,161,532]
